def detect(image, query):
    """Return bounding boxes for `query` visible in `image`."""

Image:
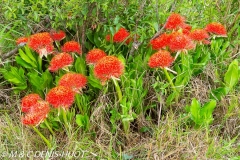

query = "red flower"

[168,32,193,51]
[150,33,170,50]
[50,30,66,41]
[189,29,209,41]
[94,56,124,83]
[61,41,81,54]
[21,93,42,113]
[86,48,107,64]
[205,22,227,36]
[22,100,50,126]
[165,13,186,30]
[113,27,130,43]
[16,37,28,46]
[148,50,174,68]
[28,32,54,58]
[46,86,75,109]
[58,73,87,93]
[48,52,73,72]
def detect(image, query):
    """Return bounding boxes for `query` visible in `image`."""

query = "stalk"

[62,108,69,129]
[32,126,51,148]
[112,77,129,137]
[112,78,123,102]
[163,67,179,103]
[163,67,176,92]
[44,120,55,135]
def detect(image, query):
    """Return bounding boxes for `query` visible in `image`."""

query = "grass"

[0,0,240,159]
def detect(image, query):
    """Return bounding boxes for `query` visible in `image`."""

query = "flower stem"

[44,120,55,136]
[32,126,51,148]
[112,77,130,137]
[163,68,176,92]
[62,108,69,127]
[163,67,179,103]
[112,78,123,102]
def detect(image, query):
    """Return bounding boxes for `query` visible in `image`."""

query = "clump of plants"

[1,11,239,150]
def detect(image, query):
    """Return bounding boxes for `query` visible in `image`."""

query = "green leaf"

[224,59,239,90]
[86,30,94,44]
[210,87,228,101]
[190,98,201,124]
[42,70,53,89]
[87,75,102,89]
[24,46,37,62]
[76,114,89,130]
[75,57,86,75]
[18,49,37,68]
[200,100,216,124]
[93,32,101,47]
[27,72,44,90]
[15,56,32,69]
[0,67,27,92]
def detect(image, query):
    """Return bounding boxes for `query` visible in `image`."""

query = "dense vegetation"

[0,0,239,159]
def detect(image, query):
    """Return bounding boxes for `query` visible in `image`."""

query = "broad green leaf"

[76,114,89,130]
[87,75,102,89]
[201,100,216,123]
[42,70,53,89]
[86,30,94,44]
[24,46,37,62]
[190,98,201,123]
[15,56,32,69]
[94,32,101,47]
[18,49,37,68]
[27,72,44,90]
[210,87,228,101]
[224,59,239,90]
[75,57,86,75]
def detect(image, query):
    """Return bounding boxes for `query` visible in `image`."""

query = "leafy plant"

[210,59,239,100]
[185,98,217,127]
[0,66,27,93]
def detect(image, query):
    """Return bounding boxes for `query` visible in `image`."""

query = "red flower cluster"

[148,50,174,68]
[94,56,124,83]
[150,33,170,50]
[113,28,130,43]
[16,37,28,46]
[50,30,66,41]
[46,86,75,109]
[189,29,209,41]
[48,52,73,72]
[168,31,194,51]
[28,32,54,58]
[21,94,50,126]
[205,22,227,36]
[22,100,50,126]
[86,48,107,64]
[21,93,42,113]
[165,13,186,30]
[148,13,227,72]
[59,73,87,93]
[61,41,81,54]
